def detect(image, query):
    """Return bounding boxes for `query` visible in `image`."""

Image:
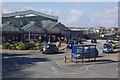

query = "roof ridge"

[2,10,58,20]
[22,22,36,30]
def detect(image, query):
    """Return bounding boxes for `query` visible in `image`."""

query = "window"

[25,14,37,17]
[39,36,41,40]
[16,36,18,40]
[14,16,23,18]
[13,36,15,40]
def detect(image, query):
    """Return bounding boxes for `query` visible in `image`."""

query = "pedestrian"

[48,38,50,43]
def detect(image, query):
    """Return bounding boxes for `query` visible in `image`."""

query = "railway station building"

[2,10,71,43]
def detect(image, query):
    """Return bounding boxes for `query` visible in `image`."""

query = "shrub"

[39,41,47,49]
[25,43,31,50]
[30,41,36,47]
[16,42,27,50]
[3,41,43,50]
[36,43,39,47]
[2,42,11,49]
[39,45,43,49]
[32,47,39,50]
[41,41,46,45]
[12,47,18,50]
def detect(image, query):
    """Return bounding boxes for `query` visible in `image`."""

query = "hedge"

[2,41,45,50]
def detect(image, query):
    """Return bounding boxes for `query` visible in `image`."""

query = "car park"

[41,43,59,54]
[103,43,113,53]
[91,38,97,43]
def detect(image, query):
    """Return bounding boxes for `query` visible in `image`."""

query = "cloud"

[91,4,118,27]
[67,9,84,23]
[58,3,118,27]
[2,2,118,27]
[39,8,52,15]
[53,9,85,27]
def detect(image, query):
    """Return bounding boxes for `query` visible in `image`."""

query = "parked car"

[76,39,83,44]
[67,40,75,49]
[91,38,97,43]
[103,43,113,53]
[41,43,59,54]
[80,38,87,42]
[72,45,99,58]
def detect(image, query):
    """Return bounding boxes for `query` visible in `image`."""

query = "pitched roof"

[43,22,58,30]
[49,22,70,31]
[22,21,36,30]
[22,21,46,33]
[2,22,24,32]
[2,10,58,20]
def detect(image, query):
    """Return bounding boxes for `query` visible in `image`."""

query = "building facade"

[2,10,71,43]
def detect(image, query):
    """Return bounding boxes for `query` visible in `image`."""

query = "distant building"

[70,30,85,39]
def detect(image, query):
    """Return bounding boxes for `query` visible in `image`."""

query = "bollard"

[64,55,67,63]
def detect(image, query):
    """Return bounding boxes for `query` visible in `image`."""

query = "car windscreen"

[92,38,96,40]
[43,44,52,48]
[104,44,111,48]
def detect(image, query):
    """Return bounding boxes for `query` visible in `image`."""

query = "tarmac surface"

[1,40,119,78]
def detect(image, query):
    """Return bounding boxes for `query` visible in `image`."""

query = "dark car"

[72,47,99,58]
[76,39,83,44]
[91,38,97,43]
[41,43,59,54]
[80,38,87,42]
[103,43,113,53]
[67,40,75,49]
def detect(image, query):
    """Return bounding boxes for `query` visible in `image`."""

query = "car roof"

[104,43,112,46]
[92,38,96,39]
[104,43,110,45]
[73,44,96,47]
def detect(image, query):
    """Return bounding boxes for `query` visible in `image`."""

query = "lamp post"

[29,31,30,42]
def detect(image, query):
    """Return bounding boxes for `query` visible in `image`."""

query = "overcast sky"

[2,2,118,27]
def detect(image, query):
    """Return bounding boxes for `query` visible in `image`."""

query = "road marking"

[56,61,88,73]
[51,67,60,74]
[86,64,107,78]
[116,68,118,71]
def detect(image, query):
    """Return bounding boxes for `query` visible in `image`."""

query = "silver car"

[41,43,59,54]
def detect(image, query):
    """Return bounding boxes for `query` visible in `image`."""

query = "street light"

[29,31,30,42]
